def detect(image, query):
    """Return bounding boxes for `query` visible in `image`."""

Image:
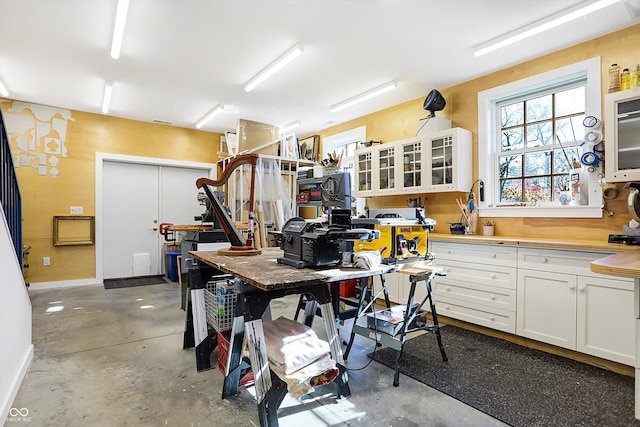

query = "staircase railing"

[0,109,22,263]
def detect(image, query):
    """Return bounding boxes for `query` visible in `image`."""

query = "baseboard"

[1,344,33,425]
[28,278,102,290]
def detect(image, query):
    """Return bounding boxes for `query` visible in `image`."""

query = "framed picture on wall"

[281,134,299,159]
[298,135,319,162]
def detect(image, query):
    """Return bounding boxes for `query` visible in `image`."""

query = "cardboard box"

[366,305,424,336]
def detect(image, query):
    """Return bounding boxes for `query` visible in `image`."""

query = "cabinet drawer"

[518,248,627,278]
[432,241,516,267]
[436,297,516,333]
[433,279,516,312]
[432,259,516,290]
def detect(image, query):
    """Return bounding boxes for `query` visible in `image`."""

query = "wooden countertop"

[428,233,638,252]
[591,249,640,278]
[190,247,394,291]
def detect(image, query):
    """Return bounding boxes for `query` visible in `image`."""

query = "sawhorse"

[344,266,448,386]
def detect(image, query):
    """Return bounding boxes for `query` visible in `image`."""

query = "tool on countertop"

[352,208,436,263]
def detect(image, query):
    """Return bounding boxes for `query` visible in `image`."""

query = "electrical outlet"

[43,257,50,266]
[70,206,83,215]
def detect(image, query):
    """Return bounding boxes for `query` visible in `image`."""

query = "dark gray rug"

[103,276,167,289]
[371,325,640,427]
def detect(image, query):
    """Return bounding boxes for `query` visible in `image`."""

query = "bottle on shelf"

[608,63,620,93]
[621,68,631,91]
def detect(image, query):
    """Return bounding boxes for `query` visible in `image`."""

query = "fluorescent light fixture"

[110,0,130,59]
[102,81,113,114]
[330,81,398,113]
[280,120,301,134]
[196,104,224,129]
[0,76,8,97]
[474,0,624,57]
[244,43,304,92]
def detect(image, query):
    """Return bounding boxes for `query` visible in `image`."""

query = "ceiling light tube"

[102,81,113,114]
[474,0,624,57]
[196,104,224,129]
[0,76,8,97]
[244,43,304,92]
[279,120,301,134]
[330,81,398,113]
[110,0,130,59]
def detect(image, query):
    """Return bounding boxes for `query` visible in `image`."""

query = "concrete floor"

[8,281,509,427]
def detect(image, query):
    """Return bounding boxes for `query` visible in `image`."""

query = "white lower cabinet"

[576,275,635,365]
[382,272,401,304]
[430,241,518,333]
[517,247,635,365]
[426,241,636,366]
[516,269,578,348]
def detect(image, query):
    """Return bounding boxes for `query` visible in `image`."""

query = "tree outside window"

[498,85,585,205]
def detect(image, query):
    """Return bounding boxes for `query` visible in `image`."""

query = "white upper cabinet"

[355,146,375,197]
[424,127,472,192]
[604,87,640,182]
[354,127,472,197]
[374,143,399,195]
[398,137,425,193]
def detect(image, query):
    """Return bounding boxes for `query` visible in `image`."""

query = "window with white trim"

[478,57,603,218]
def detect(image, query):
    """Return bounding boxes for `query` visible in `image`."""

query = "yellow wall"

[5,25,639,284]
[312,24,640,241]
[1,101,221,284]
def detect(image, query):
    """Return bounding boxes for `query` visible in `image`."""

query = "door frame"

[95,152,216,282]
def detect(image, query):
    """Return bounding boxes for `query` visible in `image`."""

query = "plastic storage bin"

[165,250,181,282]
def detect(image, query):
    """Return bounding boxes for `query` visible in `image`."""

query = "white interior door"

[103,161,212,280]
[104,161,160,279]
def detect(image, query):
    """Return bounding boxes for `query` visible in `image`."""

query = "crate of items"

[203,276,238,332]
[217,329,231,375]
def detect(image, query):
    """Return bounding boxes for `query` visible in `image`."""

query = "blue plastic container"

[166,250,181,282]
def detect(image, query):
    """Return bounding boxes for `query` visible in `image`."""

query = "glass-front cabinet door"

[354,146,375,197]
[398,137,424,193]
[375,144,398,195]
[605,87,640,182]
[425,127,472,192]
[430,134,453,187]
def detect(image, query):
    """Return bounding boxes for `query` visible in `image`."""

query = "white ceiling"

[0,0,638,137]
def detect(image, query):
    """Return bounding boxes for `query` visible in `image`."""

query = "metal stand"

[344,268,448,386]
[221,281,351,427]
[183,266,229,371]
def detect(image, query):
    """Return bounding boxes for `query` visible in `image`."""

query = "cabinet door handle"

[490,295,496,300]
[447,249,451,254]
[491,253,497,258]
[542,258,548,263]
[490,274,496,279]
[578,286,586,292]
[444,305,450,310]
[489,316,495,321]
[569,284,575,290]
[446,286,451,291]
[446,267,451,272]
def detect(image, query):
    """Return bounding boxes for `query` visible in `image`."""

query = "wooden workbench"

[591,250,640,420]
[187,247,394,427]
[190,247,393,290]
